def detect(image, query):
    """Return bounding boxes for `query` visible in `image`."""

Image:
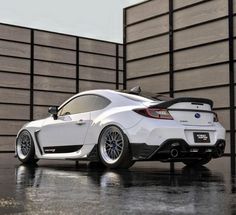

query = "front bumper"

[130,139,225,162]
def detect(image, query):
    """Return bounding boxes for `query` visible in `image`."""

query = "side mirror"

[48,106,59,120]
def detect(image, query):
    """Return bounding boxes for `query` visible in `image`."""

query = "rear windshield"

[119,92,173,102]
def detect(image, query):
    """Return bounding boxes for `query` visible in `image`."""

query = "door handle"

[76,119,86,125]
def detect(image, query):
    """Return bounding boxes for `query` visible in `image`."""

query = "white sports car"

[16,87,226,168]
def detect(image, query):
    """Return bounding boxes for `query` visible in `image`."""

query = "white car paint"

[16,89,226,161]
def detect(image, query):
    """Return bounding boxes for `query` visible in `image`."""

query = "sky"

[0,0,144,43]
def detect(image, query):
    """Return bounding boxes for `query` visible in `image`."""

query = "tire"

[98,125,135,169]
[16,130,38,164]
[183,157,211,167]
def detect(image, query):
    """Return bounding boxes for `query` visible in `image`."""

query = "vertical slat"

[228,0,235,174]
[169,0,175,171]
[30,30,34,121]
[169,0,174,98]
[123,9,127,90]
[116,44,119,89]
[76,37,79,93]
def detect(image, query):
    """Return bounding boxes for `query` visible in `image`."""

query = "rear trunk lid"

[150,97,215,126]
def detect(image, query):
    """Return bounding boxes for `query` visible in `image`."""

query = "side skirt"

[65,145,100,162]
[43,145,83,154]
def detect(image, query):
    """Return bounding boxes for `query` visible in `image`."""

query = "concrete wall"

[0,23,123,151]
[124,0,235,154]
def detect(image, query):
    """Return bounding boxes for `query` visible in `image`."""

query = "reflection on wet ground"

[0,154,236,214]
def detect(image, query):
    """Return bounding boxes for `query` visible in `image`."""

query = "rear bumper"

[130,139,225,162]
[125,117,225,146]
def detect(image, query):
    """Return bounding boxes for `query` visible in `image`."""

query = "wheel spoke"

[107,149,111,157]
[113,150,117,159]
[116,147,122,152]
[105,137,110,142]
[110,150,114,159]
[114,149,119,158]
[116,143,123,149]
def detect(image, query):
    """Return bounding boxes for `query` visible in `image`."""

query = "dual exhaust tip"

[169,146,224,158]
[213,147,223,158]
[170,148,179,158]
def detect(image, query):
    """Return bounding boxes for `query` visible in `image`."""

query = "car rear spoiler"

[149,97,213,109]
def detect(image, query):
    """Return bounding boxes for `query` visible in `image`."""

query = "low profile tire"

[98,125,135,169]
[183,157,211,167]
[16,130,38,164]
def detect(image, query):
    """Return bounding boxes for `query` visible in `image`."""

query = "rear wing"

[149,97,213,109]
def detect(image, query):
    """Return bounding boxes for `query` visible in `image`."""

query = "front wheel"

[16,130,38,164]
[183,157,211,167]
[98,125,135,169]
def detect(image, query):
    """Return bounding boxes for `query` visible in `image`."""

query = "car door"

[37,95,97,154]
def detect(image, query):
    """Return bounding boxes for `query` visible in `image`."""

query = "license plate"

[193,132,210,143]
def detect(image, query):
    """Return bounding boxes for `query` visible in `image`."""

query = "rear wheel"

[98,125,135,169]
[16,130,38,164]
[183,157,211,167]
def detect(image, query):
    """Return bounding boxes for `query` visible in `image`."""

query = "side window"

[95,96,111,110]
[58,95,110,116]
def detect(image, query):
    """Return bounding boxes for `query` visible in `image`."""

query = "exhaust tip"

[170,148,179,158]
[216,148,223,157]
[213,147,223,158]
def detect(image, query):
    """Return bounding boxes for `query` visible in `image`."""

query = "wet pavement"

[0,154,235,215]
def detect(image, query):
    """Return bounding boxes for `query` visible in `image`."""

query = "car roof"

[59,89,170,109]
[74,89,153,101]
[75,89,119,98]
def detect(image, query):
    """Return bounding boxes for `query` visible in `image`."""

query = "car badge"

[195,113,201,119]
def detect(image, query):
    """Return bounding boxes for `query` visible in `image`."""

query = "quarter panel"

[84,107,143,145]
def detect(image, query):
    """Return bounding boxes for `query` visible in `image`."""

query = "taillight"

[133,108,173,120]
[213,112,218,122]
